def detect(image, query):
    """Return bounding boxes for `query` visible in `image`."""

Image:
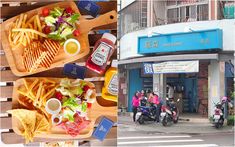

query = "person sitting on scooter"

[153,93,161,123]
[132,91,140,122]
[148,92,161,123]
[140,90,148,106]
[167,98,178,114]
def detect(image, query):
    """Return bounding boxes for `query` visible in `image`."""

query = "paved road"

[118,130,234,147]
[118,115,234,134]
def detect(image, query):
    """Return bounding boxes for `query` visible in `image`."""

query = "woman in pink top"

[132,91,140,122]
[154,93,162,123]
[153,94,160,105]
[149,92,161,123]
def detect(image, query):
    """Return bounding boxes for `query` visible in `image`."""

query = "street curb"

[118,122,234,135]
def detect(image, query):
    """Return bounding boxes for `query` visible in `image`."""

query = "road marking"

[117,139,203,145]
[146,144,218,147]
[118,135,191,139]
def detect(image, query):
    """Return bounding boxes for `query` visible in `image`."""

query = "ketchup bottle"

[86,33,116,74]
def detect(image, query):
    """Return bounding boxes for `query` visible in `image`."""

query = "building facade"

[118,0,235,117]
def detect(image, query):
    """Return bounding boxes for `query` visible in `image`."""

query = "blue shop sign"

[143,63,154,74]
[138,29,222,54]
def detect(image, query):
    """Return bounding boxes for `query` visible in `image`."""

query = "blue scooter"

[136,104,157,124]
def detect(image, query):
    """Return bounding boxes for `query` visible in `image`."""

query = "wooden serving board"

[1,2,117,77]
[11,77,117,139]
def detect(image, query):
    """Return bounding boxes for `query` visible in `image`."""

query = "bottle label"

[108,74,118,95]
[91,42,111,66]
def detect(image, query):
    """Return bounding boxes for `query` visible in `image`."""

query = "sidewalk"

[118,113,234,134]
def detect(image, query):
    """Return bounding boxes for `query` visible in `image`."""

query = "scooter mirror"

[177,99,180,102]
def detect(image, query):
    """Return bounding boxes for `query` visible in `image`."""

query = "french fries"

[12,28,47,38]
[17,78,59,110]
[8,13,47,49]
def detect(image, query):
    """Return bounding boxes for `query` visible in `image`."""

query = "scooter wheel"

[173,117,179,124]
[215,123,221,129]
[162,117,167,126]
[138,115,144,124]
[215,119,223,129]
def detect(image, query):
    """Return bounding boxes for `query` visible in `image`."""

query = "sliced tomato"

[83,85,90,93]
[43,26,51,34]
[42,8,50,17]
[73,29,80,37]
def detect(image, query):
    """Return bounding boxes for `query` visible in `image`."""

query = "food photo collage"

[0,0,234,147]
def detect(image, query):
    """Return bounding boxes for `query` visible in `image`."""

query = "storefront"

[118,20,234,117]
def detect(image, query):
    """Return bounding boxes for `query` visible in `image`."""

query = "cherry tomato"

[55,92,63,101]
[73,29,80,37]
[83,85,90,93]
[87,103,92,109]
[65,7,73,14]
[43,26,51,34]
[42,8,50,17]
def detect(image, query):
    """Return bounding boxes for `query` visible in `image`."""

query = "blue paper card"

[92,117,114,141]
[77,1,100,17]
[63,63,86,79]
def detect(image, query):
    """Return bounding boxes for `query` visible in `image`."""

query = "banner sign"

[138,29,222,54]
[152,60,199,74]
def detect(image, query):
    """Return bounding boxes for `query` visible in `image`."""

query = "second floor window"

[167,4,208,24]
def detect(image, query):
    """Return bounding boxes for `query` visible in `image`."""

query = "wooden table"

[0,0,117,145]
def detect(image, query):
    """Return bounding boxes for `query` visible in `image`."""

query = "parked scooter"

[212,96,229,129]
[160,98,180,126]
[136,104,157,124]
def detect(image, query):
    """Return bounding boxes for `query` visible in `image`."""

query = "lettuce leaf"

[60,78,72,88]
[71,87,83,96]
[62,97,79,109]
[81,102,87,112]
[50,7,64,17]
[48,33,63,41]
[67,13,80,23]
[63,109,75,122]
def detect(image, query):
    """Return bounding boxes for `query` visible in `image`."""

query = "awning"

[118,53,219,65]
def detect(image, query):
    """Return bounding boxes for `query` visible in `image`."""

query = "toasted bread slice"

[41,39,60,68]
[23,41,47,72]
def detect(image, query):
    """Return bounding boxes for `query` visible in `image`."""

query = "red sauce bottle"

[86,33,116,74]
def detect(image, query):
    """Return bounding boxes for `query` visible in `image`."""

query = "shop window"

[180,6,186,22]
[119,0,148,37]
[186,6,189,19]
[166,1,209,24]
[197,4,209,20]
[190,5,197,21]
[167,8,179,23]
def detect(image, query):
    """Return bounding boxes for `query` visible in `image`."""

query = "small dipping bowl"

[51,114,63,125]
[63,38,81,56]
[45,98,61,115]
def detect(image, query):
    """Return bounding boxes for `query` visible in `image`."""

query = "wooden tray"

[1,2,117,77]
[11,77,117,139]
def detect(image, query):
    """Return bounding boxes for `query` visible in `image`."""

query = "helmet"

[222,96,227,103]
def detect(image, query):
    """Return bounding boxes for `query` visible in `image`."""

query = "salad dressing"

[45,98,62,115]
[64,38,80,56]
